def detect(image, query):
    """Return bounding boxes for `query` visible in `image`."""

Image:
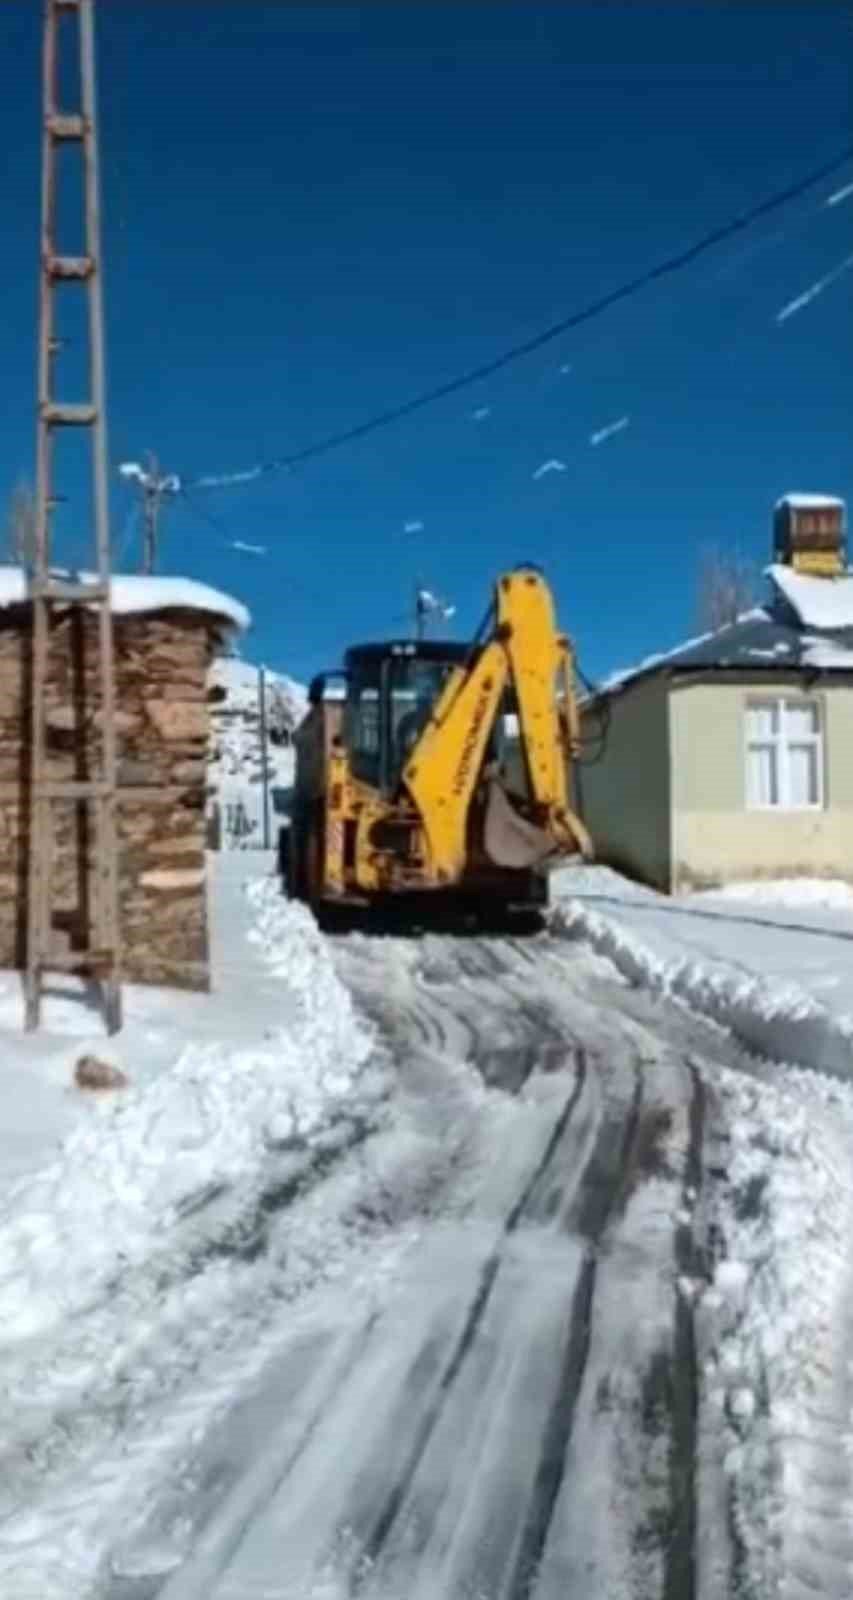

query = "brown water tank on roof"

[773,494,846,576]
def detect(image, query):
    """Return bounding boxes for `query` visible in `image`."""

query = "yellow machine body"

[288,566,592,915]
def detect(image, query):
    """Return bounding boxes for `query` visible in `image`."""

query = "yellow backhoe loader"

[282,564,592,922]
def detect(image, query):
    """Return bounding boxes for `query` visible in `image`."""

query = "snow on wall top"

[0,567,250,633]
[774,492,845,512]
[768,564,853,630]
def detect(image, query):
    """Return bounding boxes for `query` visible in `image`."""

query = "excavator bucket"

[483,779,563,870]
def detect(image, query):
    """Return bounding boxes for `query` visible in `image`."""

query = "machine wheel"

[285,820,307,901]
[277,826,292,895]
[304,810,326,914]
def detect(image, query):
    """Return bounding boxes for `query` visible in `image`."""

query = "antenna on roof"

[413,579,456,640]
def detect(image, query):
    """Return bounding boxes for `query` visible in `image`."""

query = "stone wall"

[0,605,223,990]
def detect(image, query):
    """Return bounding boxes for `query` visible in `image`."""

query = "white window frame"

[744,695,825,812]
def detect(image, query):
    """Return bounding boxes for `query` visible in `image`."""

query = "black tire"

[479,900,545,937]
[304,808,326,916]
[287,821,307,901]
[277,826,292,894]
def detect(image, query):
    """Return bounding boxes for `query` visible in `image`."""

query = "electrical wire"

[186,141,853,492]
[575,661,612,766]
[179,489,241,546]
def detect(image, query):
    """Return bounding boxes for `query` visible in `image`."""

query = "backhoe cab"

[284,565,592,921]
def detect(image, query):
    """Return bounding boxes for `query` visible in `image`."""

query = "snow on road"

[4,858,853,1597]
[145,929,712,1600]
[552,865,853,1078]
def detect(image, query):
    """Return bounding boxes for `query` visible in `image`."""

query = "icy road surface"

[103,921,796,1600]
[6,864,853,1600]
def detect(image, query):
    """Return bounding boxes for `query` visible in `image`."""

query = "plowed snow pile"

[698,1064,853,1597]
[554,864,853,1597]
[0,862,389,1598]
[0,881,380,1344]
[552,866,853,1079]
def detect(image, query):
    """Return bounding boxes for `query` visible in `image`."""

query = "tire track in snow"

[344,1058,648,1600]
[506,1065,648,1600]
[136,929,721,1600]
[348,1049,590,1589]
[339,932,577,1100]
[143,1316,383,1600]
[332,930,715,1600]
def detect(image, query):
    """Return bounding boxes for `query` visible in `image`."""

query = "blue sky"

[1,3,851,685]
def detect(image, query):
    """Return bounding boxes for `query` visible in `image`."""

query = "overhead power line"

[188,141,853,492]
[180,488,231,538]
[179,486,256,556]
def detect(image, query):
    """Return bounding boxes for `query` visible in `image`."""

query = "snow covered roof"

[800,635,853,670]
[767,564,853,631]
[596,610,768,696]
[0,567,250,632]
[591,602,853,701]
[774,492,845,512]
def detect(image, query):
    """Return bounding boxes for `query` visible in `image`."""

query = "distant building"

[579,495,853,892]
[206,657,307,849]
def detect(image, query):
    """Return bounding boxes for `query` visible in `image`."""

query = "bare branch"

[6,480,36,566]
[695,542,759,632]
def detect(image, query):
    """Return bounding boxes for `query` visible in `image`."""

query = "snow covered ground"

[696,1057,853,1599]
[0,857,391,1598]
[552,863,853,1599]
[552,865,853,1078]
[4,858,853,1597]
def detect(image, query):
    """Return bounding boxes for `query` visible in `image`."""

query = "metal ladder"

[25,0,121,1033]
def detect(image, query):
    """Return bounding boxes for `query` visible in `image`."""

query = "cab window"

[346,663,382,787]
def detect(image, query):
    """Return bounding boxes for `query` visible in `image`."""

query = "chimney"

[773,493,847,577]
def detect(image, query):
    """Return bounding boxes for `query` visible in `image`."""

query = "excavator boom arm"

[403,638,510,882]
[499,568,572,814]
[403,567,591,884]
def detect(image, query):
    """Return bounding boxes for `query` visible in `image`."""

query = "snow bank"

[698,1065,853,1594]
[551,866,853,1589]
[0,566,250,632]
[698,877,853,912]
[552,885,853,1080]
[0,882,381,1349]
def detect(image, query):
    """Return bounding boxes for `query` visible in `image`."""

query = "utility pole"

[118,454,180,573]
[26,0,122,1033]
[414,581,428,641]
[142,452,160,575]
[258,663,271,851]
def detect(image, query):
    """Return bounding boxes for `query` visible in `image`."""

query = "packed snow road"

[110,924,731,1600]
[7,868,853,1600]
